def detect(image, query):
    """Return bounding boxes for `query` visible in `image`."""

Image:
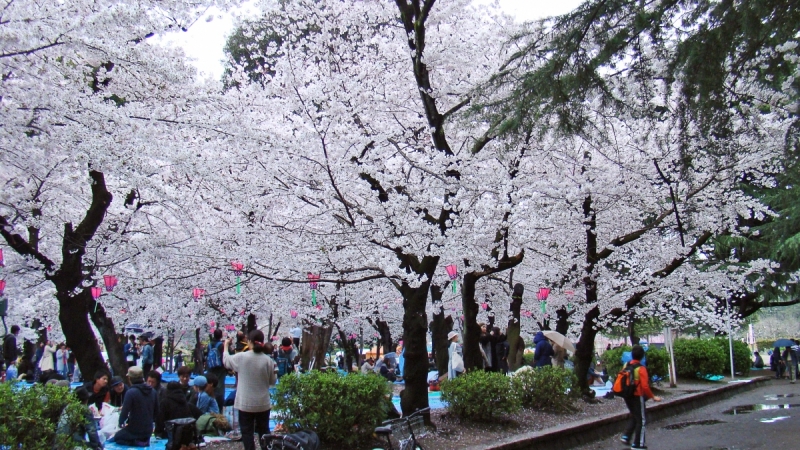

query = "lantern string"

[311,289,317,306]
[235,276,241,294]
[451,280,457,293]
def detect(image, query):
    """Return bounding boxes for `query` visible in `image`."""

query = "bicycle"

[374,407,430,450]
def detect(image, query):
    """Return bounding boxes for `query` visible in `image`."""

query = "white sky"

[168,0,585,80]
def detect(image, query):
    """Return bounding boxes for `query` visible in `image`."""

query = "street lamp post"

[725,298,735,380]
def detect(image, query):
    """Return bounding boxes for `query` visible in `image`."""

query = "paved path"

[575,379,799,450]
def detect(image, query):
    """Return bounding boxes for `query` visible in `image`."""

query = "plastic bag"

[100,410,120,439]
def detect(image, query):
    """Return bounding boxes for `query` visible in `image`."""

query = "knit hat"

[127,366,144,383]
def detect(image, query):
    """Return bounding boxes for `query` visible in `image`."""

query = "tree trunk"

[429,284,452,376]
[376,320,393,356]
[59,291,109,379]
[398,276,433,417]
[300,324,332,371]
[193,328,204,375]
[461,272,482,370]
[153,336,164,370]
[87,300,127,378]
[574,307,600,394]
[628,314,639,346]
[246,314,257,334]
[507,283,524,371]
[555,306,570,335]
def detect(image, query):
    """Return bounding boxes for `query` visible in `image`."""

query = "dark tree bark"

[398,263,435,418]
[246,314,257,334]
[153,336,164,370]
[0,170,131,379]
[507,283,524,371]
[300,323,333,370]
[429,284,452,376]
[555,306,571,335]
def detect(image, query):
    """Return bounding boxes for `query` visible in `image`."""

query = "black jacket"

[119,383,158,437]
[82,381,109,410]
[3,334,17,363]
[109,385,128,408]
[155,383,202,437]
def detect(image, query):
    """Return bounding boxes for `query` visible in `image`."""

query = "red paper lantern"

[231,261,244,276]
[445,264,458,280]
[307,272,320,290]
[240,309,246,316]
[0,280,5,296]
[91,287,102,299]
[192,288,205,300]
[103,275,118,291]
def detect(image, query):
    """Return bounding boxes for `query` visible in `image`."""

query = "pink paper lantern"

[103,275,118,291]
[0,280,5,296]
[120,308,126,314]
[209,320,216,327]
[90,286,102,299]
[0,248,4,267]
[445,264,458,280]
[537,287,550,301]
[230,261,244,276]
[240,309,246,316]
[290,310,298,319]
[192,288,205,300]
[315,305,322,310]
[480,302,488,310]
[307,272,320,290]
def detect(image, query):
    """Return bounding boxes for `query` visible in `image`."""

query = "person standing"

[2,325,20,371]
[123,335,138,368]
[38,341,57,374]
[495,329,510,374]
[205,329,227,413]
[782,344,798,384]
[56,343,69,378]
[140,336,153,374]
[223,330,276,450]
[771,347,784,379]
[532,331,554,367]
[620,345,662,450]
[447,331,464,380]
[290,326,302,349]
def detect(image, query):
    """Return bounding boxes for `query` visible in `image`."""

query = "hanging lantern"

[240,309,246,316]
[445,264,458,293]
[565,289,574,311]
[209,320,215,327]
[47,325,52,332]
[103,275,118,292]
[522,310,532,318]
[231,261,244,294]
[0,280,5,296]
[307,272,320,306]
[120,308,126,314]
[537,287,550,314]
[480,302,488,311]
[290,310,298,319]
[91,286,102,313]
[192,288,205,301]
[0,248,4,267]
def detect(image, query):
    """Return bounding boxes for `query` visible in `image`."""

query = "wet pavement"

[575,378,800,450]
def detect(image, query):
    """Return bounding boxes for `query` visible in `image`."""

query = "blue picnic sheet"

[104,438,168,450]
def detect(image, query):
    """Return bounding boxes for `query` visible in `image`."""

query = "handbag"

[451,351,465,373]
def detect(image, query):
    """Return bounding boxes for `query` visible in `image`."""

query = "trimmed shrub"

[710,338,751,376]
[604,346,669,382]
[274,371,391,447]
[513,366,578,411]
[440,370,521,421]
[0,382,87,449]
[673,338,726,378]
[522,351,535,367]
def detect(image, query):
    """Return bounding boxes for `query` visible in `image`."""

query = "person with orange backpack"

[614,345,662,450]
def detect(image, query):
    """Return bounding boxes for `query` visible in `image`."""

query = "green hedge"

[0,382,86,449]
[513,366,578,412]
[603,346,668,381]
[710,338,751,376]
[274,371,391,447]
[441,370,521,421]
[673,339,726,378]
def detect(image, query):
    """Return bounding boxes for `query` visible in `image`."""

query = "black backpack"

[612,363,641,399]
[261,430,320,450]
[165,417,198,450]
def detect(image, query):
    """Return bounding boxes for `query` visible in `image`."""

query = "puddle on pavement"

[663,419,725,429]
[760,416,790,423]
[763,393,795,401]
[723,404,800,415]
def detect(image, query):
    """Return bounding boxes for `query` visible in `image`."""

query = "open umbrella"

[772,339,796,348]
[542,330,576,353]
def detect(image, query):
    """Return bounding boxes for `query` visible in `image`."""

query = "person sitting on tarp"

[379,356,396,382]
[112,366,158,446]
[753,351,765,369]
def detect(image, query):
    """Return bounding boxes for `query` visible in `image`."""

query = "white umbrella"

[542,330,576,353]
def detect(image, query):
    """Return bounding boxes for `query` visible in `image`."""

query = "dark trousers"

[239,409,270,450]
[113,427,150,446]
[624,396,647,447]
[143,363,152,375]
